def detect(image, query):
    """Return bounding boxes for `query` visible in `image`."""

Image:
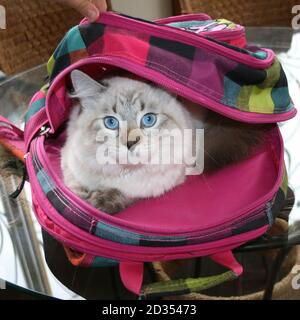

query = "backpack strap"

[0,115,25,160]
[119,250,243,299]
[0,115,24,137]
[120,261,144,296]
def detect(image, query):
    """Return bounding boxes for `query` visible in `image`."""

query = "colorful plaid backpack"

[0,12,296,299]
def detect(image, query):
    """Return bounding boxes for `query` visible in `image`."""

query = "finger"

[93,0,107,12]
[62,0,99,22]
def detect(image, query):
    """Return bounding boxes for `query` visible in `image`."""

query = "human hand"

[56,0,107,22]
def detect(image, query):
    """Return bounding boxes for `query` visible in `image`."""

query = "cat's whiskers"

[195,143,221,167]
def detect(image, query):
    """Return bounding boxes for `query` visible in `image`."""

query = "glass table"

[0,27,300,300]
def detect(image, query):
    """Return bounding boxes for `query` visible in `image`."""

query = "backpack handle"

[0,115,24,137]
[119,251,243,299]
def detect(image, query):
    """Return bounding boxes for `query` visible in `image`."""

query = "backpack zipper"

[155,14,245,43]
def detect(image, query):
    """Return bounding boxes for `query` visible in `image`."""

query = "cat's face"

[68,70,200,172]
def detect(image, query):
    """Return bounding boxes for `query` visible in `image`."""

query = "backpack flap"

[36,11,295,136]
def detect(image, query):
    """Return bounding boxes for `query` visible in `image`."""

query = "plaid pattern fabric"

[24,84,49,124]
[91,256,119,267]
[25,12,293,126]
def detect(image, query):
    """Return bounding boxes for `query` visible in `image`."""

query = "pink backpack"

[0,12,296,299]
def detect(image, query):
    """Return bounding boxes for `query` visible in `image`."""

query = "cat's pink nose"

[127,136,140,149]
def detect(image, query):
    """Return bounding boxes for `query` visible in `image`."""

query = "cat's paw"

[87,189,128,215]
[72,186,90,199]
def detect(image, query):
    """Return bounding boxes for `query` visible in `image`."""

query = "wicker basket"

[0,0,111,75]
[0,0,81,75]
[176,0,299,27]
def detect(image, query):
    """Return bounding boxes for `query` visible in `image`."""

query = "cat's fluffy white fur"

[61,70,204,208]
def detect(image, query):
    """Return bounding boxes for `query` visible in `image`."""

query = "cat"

[182,98,270,173]
[61,70,270,214]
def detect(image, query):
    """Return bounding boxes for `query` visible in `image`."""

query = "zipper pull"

[39,126,50,137]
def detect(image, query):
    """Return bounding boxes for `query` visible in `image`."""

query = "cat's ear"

[70,70,106,98]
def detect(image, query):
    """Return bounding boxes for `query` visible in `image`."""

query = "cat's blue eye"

[141,113,157,128]
[104,116,119,130]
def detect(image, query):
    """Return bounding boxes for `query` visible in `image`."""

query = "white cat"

[61,70,204,214]
[61,70,268,214]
